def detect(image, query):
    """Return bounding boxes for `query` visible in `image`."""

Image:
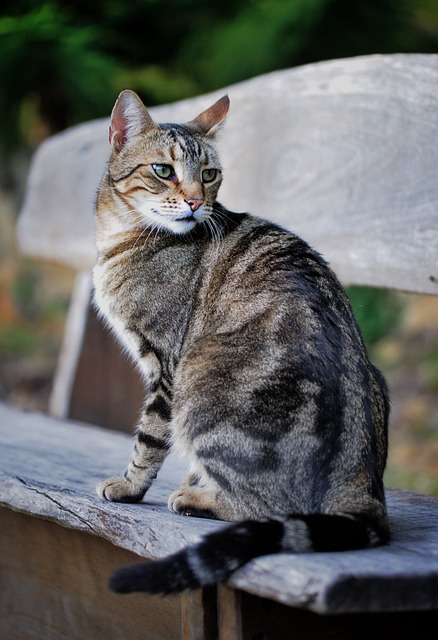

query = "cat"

[93,89,390,595]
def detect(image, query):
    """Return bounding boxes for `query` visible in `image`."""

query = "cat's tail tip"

[109,551,202,595]
[109,566,139,594]
[109,561,178,595]
[108,518,284,595]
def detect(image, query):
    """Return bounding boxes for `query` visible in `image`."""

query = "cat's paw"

[96,476,145,503]
[168,487,219,519]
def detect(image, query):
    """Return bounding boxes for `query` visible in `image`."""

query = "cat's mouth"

[142,207,203,235]
[174,214,196,222]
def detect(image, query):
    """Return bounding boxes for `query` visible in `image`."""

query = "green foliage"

[0,325,39,356]
[424,347,438,393]
[10,264,69,326]
[346,286,404,347]
[116,66,201,107]
[0,0,437,156]
[11,266,40,320]
[178,0,327,90]
[0,3,116,154]
[385,463,438,497]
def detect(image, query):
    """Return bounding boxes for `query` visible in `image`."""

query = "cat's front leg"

[97,393,171,502]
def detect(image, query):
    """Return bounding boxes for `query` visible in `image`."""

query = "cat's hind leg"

[168,485,239,521]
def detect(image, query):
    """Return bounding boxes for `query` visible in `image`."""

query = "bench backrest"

[18,54,438,296]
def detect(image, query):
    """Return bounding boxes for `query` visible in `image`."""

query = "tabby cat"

[94,90,390,595]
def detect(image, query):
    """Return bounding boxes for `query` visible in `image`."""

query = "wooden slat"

[217,586,242,640]
[17,54,438,294]
[3,507,437,640]
[68,294,144,431]
[47,271,144,429]
[49,271,92,419]
[181,588,217,640]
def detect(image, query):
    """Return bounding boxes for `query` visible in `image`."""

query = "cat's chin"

[140,211,201,235]
[163,217,199,235]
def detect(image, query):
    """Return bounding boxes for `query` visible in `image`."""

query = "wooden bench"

[2,53,438,639]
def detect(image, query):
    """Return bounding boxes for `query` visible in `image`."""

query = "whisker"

[122,217,145,233]
[205,214,223,253]
[117,207,143,221]
[146,223,160,245]
[210,211,226,234]
[133,225,150,248]
[211,207,236,227]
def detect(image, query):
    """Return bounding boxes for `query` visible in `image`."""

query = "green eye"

[152,164,174,179]
[202,168,217,183]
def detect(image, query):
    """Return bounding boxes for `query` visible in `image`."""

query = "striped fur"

[110,513,387,594]
[94,91,390,594]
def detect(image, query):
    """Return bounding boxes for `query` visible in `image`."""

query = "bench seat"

[1,401,438,639]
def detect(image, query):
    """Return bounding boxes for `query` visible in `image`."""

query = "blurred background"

[0,0,437,494]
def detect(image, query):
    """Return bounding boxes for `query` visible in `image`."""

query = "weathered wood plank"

[48,271,92,419]
[0,508,183,640]
[181,588,217,640]
[0,403,219,558]
[18,54,438,294]
[1,401,438,614]
[217,586,242,640]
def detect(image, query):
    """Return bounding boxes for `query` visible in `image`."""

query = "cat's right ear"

[109,90,155,152]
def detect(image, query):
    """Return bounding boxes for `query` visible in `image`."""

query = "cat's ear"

[186,95,230,137]
[109,90,155,152]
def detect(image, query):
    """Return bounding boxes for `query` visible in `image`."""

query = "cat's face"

[106,91,229,235]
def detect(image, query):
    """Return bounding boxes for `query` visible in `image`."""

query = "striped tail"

[109,513,388,595]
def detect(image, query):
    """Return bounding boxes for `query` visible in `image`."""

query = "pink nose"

[186,198,203,212]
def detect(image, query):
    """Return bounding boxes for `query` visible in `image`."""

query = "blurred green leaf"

[1,0,437,156]
[346,286,404,347]
[0,3,117,155]
[0,325,39,356]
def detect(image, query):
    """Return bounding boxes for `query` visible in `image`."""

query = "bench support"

[49,271,144,431]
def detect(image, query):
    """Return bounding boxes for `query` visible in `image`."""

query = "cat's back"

[183,210,375,415]
[199,212,354,346]
[173,212,388,518]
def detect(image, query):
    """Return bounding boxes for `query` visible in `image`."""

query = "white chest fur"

[93,262,139,361]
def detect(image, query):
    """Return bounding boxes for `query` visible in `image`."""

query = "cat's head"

[106,90,229,235]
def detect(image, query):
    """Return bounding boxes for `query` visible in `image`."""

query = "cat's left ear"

[109,90,155,152]
[186,95,230,137]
